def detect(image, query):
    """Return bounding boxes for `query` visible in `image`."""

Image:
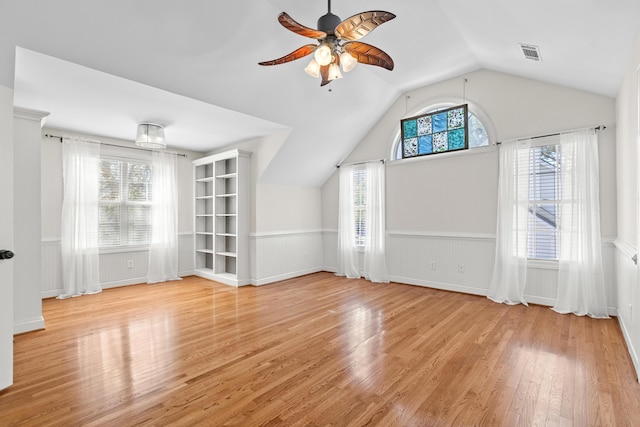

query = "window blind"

[527,145,560,260]
[99,159,153,247]
[353,168,367,247]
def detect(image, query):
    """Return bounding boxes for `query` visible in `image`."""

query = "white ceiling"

[3,0,640,186]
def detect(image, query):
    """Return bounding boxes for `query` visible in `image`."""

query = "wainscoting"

[250,230,324,286]
[41,233,195,298]
[614,239,640,380]
[322,230,617,313]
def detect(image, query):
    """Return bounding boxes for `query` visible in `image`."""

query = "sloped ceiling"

[3,0,640,187]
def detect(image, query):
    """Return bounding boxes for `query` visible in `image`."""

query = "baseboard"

[14,316,45,335]
[389,275,488,297]
[252,267,324,286]
[102,277,148,289]
[619,315,640,382]
[523,295,556,307]
[43,270,196,298]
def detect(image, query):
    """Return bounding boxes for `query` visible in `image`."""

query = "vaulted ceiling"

[3,0,639,186]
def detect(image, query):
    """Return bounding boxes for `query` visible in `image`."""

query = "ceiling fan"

[258,0,396,86]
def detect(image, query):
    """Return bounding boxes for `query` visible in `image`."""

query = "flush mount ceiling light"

[135,123,166,149]
[258,0,395,87]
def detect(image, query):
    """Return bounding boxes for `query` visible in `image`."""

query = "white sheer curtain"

[337,164,359,278]
[336,162,389,283]
[147,151,181,284]
[553,130,609,318]
[487,140,531,306]
[59,137,101,299]
[363,161,389,283]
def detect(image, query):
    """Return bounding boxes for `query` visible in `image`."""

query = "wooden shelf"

[216,251,237,258]
[216,172,237,179]
[196,249,215,254]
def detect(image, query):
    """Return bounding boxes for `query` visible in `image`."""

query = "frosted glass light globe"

[314,44,332,66]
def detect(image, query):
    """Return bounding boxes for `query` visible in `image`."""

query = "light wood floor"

[2,273,640,426]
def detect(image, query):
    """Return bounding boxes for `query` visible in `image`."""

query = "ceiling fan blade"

[258,44,317,66]
[335,11,396,41]
[343,42,394,71]
[278,12,327,39]
[320,64,331,86]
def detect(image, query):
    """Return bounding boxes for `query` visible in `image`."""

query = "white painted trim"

[101,277,148,289]
[614,238,637,260]
[252,267,323,286]
[42,238,61,244]
[321,229,498,240]
[43,270,195,299]
[250,230,323,238]
[13,317,45,335]
[387,230,496,240]
[619,315,640,383]
[178,231,193,236]
[389,275,488,297]
[14,106,49,122]
[41,290,60,299]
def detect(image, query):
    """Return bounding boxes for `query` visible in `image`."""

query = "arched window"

[393,101,493,160]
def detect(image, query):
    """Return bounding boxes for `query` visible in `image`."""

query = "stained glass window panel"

[403,120,418,139]
[432,113,447,133]
[417,116,432,135]
[418,135,433,154]
[400,104,468,159]
[403,138,418,157]
[433,132,448,152]
[448,108,465,129]
[448,128,466,150]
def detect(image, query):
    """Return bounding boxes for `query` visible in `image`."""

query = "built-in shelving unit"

[193,149,250,286]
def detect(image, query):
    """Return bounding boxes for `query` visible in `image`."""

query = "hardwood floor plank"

[2,273,639,425]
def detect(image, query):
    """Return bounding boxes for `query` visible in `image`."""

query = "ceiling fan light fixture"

[135,123,166,149]
[305,58,321,78]
[340,51,357,72]
[328,63,343,81]
[257,3,396,87]
[314,44,333,66]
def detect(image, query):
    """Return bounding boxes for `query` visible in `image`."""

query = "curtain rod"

[44,133,188,158]
[496,125,606,145]
[336,159,386,168]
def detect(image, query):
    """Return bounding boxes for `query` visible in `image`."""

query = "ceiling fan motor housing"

[317,12,341,34]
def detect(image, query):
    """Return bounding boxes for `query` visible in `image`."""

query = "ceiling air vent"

[520,44,541,61]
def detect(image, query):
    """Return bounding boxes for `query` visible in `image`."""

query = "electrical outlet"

[429,260,436,270]
[127,260,134,269]
[458,264,464,273]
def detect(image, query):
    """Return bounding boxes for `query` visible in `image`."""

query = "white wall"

[40,129,199,297]
[0,84,15,390]
[615,31,640,379]
[322,69,617,309]
[13,107,48,334]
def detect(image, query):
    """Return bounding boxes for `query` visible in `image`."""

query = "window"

[353,168,367,246]
[526,144,561,260]
[99,158,153,247]
[400,104,469,158]
[394,107,490,160]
